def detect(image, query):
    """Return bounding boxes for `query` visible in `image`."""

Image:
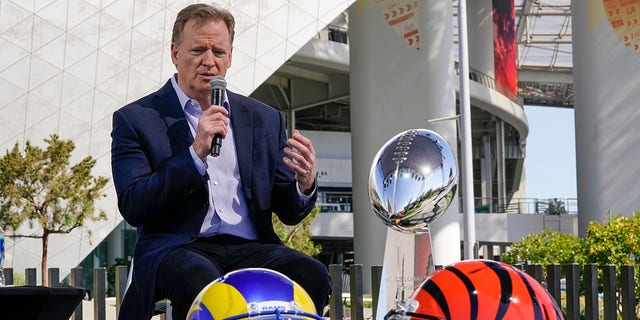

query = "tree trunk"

[42,231,48,286]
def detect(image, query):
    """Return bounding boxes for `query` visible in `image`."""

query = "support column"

[107,224,123,266]
[349,0,458,295]
[467,0,495,76]
[573,0,640,235]
[481,135,493,209]
[495,119,506,210]
[286,110,295,136]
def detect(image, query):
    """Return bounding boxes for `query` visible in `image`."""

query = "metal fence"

[333,263,638,320]
[3,262,638,320]
[317,197,580,216]
[472,197,579,215]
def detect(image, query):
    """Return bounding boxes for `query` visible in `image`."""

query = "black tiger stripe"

[485,260,513,319]
[513,266,544,320]
[423,279,451,320]
[513,266,563,319]
[445,265,479,320]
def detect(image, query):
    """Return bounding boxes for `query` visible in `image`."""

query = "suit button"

[204,201,209,207]
[191,234,199,240]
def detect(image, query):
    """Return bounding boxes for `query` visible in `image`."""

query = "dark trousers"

[155,234,331,319]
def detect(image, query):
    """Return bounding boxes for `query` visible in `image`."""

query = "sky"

[523,105,577,200]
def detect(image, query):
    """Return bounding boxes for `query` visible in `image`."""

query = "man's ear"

[170,43,179,66]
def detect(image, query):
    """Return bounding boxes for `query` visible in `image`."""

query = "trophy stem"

[414,229,434,288]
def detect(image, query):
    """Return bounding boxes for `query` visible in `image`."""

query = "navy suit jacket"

[110,80,316,319]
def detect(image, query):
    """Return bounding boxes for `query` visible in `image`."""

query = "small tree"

[0,134,109,285]
[581,212,640,314]
[272,206,322,257]
[582,212,640,266]
[501,229,582,266]
[545,198,567,215]
[502,212,640,315]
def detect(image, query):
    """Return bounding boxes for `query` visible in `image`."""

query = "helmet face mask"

[221,308,321,320]
[384,299,444,320]
[187,268,323,320]
[221,301,321,320]
[385,260,564,320]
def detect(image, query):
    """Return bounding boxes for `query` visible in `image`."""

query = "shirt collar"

[170,73,230,115]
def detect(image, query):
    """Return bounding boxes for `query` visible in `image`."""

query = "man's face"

[171,18,233,103]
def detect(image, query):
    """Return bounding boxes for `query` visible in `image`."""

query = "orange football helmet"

[385,259,564,320]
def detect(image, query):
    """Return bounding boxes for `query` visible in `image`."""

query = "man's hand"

[192,104,229,160]
[283,130,316,195]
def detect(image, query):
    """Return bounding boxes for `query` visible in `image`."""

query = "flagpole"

[457,0,477,260]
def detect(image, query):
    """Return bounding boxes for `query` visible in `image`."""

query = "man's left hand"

[283,130,316,195]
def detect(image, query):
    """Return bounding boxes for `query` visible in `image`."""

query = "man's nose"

[202,51,215,67]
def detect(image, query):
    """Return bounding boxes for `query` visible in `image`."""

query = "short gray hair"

[172,3,235,46]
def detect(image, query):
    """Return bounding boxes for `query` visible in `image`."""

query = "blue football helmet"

[186,268,323,320]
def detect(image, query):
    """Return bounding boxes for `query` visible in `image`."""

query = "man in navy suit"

[111,3,331,319]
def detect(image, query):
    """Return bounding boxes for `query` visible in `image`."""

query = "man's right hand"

[192,104,229,160]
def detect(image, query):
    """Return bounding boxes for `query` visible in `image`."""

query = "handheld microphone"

[210,76,227,156]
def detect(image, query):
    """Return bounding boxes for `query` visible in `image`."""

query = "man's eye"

[214,51,226,57]
[191,49,205,55]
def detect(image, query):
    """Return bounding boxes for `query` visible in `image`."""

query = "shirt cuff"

[296,181,317,205]
[189,146,208,175]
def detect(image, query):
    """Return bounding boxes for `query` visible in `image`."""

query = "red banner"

[493,0,518,95]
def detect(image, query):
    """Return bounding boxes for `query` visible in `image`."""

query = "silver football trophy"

[368,128,458,313]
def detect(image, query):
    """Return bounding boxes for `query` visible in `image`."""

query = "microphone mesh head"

[210,76,227,90]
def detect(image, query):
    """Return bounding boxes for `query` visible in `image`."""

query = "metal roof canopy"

[257,0,575,133]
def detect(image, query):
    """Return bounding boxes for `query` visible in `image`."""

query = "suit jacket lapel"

[228,91,253,200]
[155,80,193,153]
